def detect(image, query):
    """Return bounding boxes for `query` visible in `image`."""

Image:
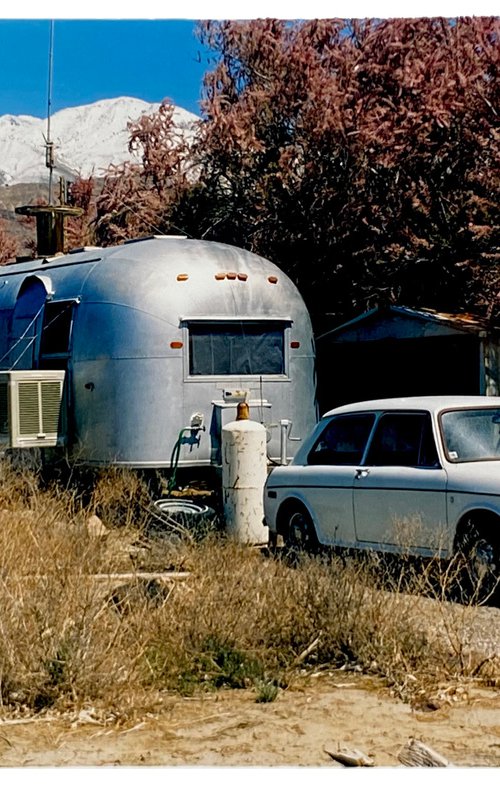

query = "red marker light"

[170,341,183,349]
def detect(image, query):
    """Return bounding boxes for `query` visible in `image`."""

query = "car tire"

[454,520,500,605]
[283,504,320,558]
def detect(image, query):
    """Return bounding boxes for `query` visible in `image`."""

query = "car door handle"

[355,468,370,479]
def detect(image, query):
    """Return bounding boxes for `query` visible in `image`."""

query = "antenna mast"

[15,19,82,258]
[46,19,55,204]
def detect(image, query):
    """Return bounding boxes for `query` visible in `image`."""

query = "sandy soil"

[0,674,499,767]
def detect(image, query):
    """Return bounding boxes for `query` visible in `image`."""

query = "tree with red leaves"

[0,219,19,264]
[94,18,500,328]
[66,175,96,250]
[93,101,193,246]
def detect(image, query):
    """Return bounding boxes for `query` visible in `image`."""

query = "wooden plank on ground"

[324,744,374,767]
[398,738,452,767]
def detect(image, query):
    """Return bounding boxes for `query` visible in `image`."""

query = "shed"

[316,305,500,414]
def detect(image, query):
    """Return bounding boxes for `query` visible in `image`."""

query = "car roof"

[322,395,500,418]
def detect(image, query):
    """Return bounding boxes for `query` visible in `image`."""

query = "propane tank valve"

[236,402,250,420]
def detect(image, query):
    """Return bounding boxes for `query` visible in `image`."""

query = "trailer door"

[8,276,50,370]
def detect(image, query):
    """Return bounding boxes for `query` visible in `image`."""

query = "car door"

[353,411,448,551]
[303,412,375,546]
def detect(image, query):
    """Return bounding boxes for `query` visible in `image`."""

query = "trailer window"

[189,321,286,376]
[39,300,76,370]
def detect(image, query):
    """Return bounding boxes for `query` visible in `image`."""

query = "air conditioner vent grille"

[18,382,40,435]
[41,381,63,433]
[0,371,66,447]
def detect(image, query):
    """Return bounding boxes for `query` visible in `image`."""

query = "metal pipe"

[280,419,290,465]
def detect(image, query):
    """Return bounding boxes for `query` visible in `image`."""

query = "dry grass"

[0,459,497,717]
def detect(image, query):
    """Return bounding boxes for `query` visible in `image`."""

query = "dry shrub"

[124,540,500,703]
[88,467,153,530]
[0,461,153,711]
[0,459,497,715]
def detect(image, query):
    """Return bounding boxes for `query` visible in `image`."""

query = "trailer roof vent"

[69,245,101,254]
[123,235,187,245]
[42,254,64,264]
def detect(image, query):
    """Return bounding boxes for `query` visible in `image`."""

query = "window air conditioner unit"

[0,370,66,448]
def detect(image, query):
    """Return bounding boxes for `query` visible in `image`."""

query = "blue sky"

[1,3,497,119]
[0,19,206,117]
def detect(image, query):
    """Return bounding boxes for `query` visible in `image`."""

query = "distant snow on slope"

[0,97,198,186]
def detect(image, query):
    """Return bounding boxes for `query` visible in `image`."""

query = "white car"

[264,396,500,590]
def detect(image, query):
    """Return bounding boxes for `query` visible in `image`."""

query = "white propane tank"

[222,403,268,544]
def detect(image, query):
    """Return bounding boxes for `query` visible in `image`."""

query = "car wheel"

[283,505,319,557]
[455,521,500,604]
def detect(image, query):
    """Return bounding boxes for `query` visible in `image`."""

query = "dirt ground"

[0,673,499,768]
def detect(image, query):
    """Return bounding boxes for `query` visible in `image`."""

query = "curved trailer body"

[0,236,317,468]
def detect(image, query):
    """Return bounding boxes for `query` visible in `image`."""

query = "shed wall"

[317,334,481,414]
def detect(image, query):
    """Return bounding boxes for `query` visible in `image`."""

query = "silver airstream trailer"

[0,236,317,470]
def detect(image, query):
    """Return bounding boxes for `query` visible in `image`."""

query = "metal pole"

[47,20,54,205]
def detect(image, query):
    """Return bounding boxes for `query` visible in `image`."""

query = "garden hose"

[167,427,192,496]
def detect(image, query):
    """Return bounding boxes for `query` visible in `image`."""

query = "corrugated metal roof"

[392,306,491,332]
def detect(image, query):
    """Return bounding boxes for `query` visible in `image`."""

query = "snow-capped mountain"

[0,97,198,186]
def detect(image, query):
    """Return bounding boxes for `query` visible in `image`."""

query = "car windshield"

[440,408,500,462]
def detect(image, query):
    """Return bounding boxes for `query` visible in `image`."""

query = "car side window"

[308,414,375,466]
[366,412,439,467]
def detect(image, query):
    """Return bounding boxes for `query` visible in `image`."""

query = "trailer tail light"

[177,273,189,281]
[290,341,300,349]
[170,341,183,349]
[226,271,237,280]
[237,273,248,281]
[268,276,278,284]
[214,272,225,280]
